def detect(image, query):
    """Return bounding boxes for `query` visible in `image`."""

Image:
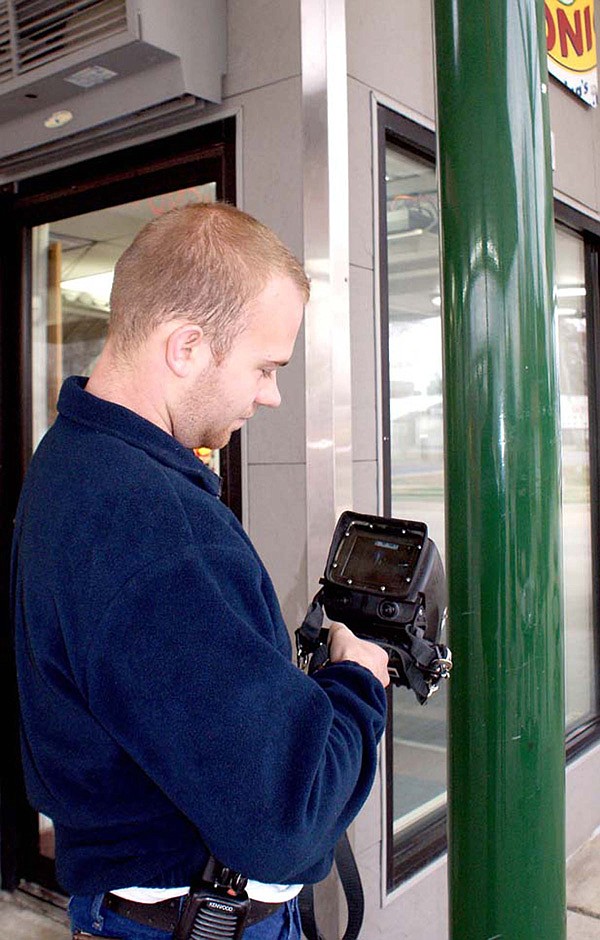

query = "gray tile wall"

[222,4,308,629]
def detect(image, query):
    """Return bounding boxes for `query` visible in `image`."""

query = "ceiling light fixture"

[44,110,74,129]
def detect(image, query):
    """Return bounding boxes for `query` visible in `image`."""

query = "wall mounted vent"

[2,0,128,82]
[0,0,226,180]
[0,2,14,82]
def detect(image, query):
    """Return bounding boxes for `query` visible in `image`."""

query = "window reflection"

[31,182,217,457]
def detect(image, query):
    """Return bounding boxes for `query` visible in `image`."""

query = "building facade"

[1,1,600,937]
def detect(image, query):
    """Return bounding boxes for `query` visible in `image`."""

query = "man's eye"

[261,369,274,379]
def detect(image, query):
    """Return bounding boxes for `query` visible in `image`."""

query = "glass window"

[31,182,217,460]
[555,225,596,729]
[384,143,447,841]
[383,126,598,885]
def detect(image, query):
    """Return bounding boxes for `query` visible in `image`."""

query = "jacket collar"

[57,376,222,496]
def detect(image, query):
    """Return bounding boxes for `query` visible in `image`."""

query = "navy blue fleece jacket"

[11,376,387,895]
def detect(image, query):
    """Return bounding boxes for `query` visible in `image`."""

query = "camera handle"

[295,590,452,705]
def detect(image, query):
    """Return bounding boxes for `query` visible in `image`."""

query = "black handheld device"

[296,511,451,702]
[173,859,250,940]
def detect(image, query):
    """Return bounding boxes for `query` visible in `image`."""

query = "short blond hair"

[108,202,310,357]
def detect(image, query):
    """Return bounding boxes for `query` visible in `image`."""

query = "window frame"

[556,202,600,760]
[378,103,600,890]
[378,107,448,890]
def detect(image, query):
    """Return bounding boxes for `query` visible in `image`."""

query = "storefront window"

[555,225,596,729]
[383,121,599,884]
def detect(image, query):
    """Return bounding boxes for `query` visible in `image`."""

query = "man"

[12,203,388,940]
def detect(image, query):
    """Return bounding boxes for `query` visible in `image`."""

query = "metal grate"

[0,1,14,83]
[0,0,127,83]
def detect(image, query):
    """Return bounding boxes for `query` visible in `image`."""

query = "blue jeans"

[68,893,302,940]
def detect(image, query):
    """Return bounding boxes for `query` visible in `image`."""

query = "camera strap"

[391,621,451,704]
[295,599,364,940]
[298,832,364,940]
[295,589,326,668]
[294,592,451,939]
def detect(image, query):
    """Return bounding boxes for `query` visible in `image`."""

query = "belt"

[103,892,283,931]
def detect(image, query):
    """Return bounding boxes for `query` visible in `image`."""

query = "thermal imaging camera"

[296,511,451,702]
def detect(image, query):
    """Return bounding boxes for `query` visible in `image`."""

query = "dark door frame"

[0,116,238,894]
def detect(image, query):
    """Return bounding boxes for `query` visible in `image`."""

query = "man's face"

[174,275,305,450]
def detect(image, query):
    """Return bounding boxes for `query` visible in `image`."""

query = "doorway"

[0,117,237,897]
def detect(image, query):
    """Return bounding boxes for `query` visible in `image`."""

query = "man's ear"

[164,323,212,378]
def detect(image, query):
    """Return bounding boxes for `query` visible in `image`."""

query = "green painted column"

[431,1,566,937]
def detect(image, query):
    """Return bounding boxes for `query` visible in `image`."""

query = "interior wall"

[346,0,438,533]
[349,79,379,518]
[346,0,436,122]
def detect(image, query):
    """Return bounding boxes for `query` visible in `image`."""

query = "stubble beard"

[172,367,235,452]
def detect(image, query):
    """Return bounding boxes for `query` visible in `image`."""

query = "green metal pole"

[431,1,566,937]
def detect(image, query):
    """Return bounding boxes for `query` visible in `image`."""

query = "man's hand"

[328,622,390,688]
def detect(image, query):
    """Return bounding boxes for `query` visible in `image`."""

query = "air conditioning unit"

[0,0,226,177]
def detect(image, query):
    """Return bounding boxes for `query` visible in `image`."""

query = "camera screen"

[339,531,420,590]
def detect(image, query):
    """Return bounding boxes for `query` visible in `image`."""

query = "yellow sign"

[545,0,598,106]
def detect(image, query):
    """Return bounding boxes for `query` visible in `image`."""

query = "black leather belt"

[103,892,283,931]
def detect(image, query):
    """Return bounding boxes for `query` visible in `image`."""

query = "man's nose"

[256,375,281,409]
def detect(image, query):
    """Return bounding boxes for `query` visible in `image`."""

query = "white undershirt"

[111,880,303,904]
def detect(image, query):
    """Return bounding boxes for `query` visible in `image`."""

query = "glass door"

[30,184,223,882]
[0,118,237,895]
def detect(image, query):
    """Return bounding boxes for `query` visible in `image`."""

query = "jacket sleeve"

[83,544,387,884]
